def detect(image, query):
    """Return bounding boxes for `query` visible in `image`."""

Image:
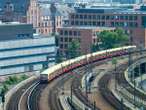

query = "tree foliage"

[99,28,129,49]
[68,39,80,58]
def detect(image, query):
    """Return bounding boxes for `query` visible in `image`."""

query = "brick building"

[27,0,73,35]
[68,6,146,48]
[0,0,29,22]
[58,26,115,55]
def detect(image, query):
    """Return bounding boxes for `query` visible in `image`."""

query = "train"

[40,46,136,83]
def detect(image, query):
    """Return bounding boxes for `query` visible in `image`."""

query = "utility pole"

[120,98,124,110]
[139,63,143,89]
[132,70,136,107]
[70,84,73,107]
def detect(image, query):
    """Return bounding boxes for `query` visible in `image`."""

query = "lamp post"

[131,69,136,107]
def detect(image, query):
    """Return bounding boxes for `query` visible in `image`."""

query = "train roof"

[40,45,136,75]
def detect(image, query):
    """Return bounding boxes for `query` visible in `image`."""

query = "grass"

[0,74,29,95]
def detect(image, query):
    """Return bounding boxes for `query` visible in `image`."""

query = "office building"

[0,22,56,75]
[58,26,114,55]
[68,6,146,48]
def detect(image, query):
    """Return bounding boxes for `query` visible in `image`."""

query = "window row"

[111,22,138,27]
[59,37,81,43]
[71,21,105,26]
[38,29,52,34]
[71,20,138,28]
[60,37,72,42]
[59,30,81,36]
[71,14,138,21]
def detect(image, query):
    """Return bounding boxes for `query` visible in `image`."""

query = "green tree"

[99,28,129,49]
[91,44,100,52]
[56,52,64,63]
[68,39,80,58]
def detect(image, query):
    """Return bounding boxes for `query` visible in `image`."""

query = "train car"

[40,45,136,83]
[40,73,48,83]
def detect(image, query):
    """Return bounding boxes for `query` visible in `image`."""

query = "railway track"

[97,56,146,110]
[6,79,38,110]
[48,73,77,110]
[116,58,146,102]
[116,63,146,108]
[7,49,146,110]
[27,83,47,110]
[98,74,130,110]
[72,77,99,110]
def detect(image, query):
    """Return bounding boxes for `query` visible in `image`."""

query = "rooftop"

[74,6,146,14]
[59,26,115,30]
[0,22,31,26]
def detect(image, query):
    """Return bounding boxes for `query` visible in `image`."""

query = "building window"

[125,16,128,20]
[69,31,72,36]
[60,37,63,42]
[129,16,133,20]
[102,16,105,20]
[110,16,114,20]
[75,21,79,25]
[71,21,74,25]
[45,29,47,33]
[84,22,87,25]
[60,44,63,48]
[75,14,79,19]
[45,22,48,27]
[101,22,105,26]
[80,21,83,25]
[88,15,92,19]
[64,30,68,36]
[141,16,146,27]
[65,38,68,42]
[71,15,74,18]
[106,16,109,20]
[78,31,81,36]
[60,30,63,35]
[38,23,41,27]
[74,31,77,36]
[93,15,96,19]
[120,16,124,20]
[97,22,100,26]
[64,44,68,48]
[80,15,83,19]
[97,15,100,20]
[134,16,137,20]
[93,21,96,26]
[69,38,72,42]
[84,15,87,19]
[88,21,92,25]
[111,22,114,27]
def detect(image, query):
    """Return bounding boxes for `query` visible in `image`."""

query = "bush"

[21,74,28,80]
